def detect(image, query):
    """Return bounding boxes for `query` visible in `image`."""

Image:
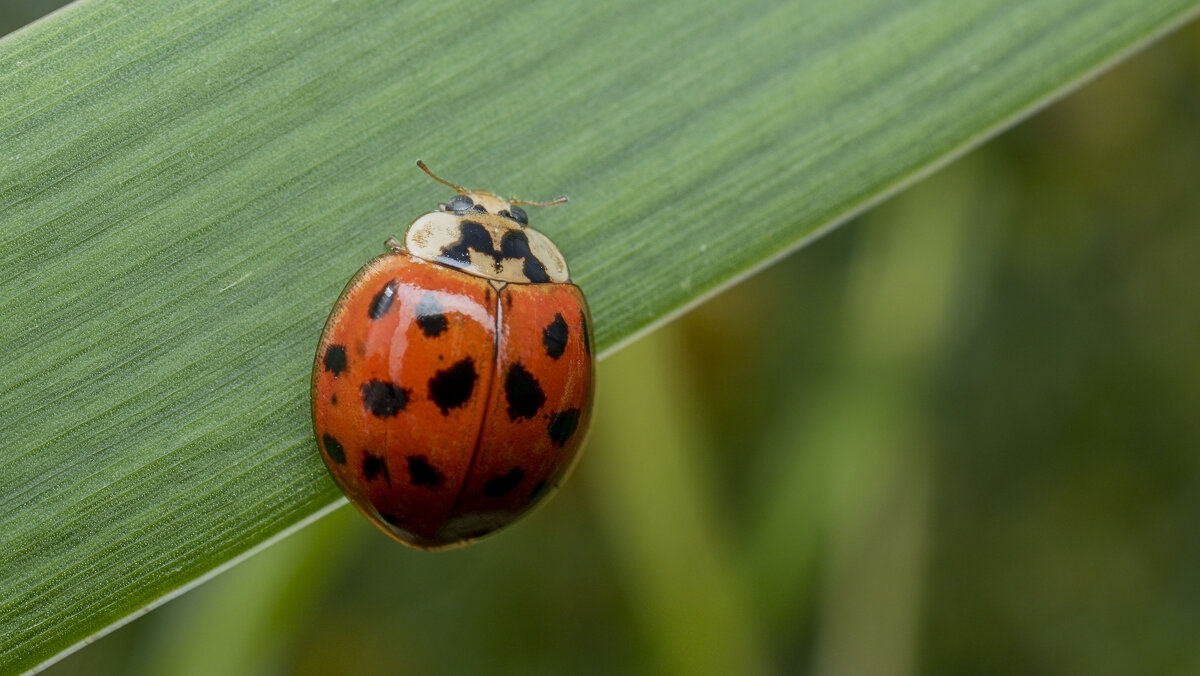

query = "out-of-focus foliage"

[13,0,1198,669]
[0,2,52,37]
[17,5,1200,676]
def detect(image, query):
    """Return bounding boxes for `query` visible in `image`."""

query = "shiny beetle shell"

[311,163,593,549]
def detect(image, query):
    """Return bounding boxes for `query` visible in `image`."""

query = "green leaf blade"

[1,0,1197,672]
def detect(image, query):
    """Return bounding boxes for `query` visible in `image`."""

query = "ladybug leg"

[384,237,405,252]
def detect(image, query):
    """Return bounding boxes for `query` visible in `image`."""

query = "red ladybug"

[312,162,593,549]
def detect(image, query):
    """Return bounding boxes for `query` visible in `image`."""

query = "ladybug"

[311,161,594,549]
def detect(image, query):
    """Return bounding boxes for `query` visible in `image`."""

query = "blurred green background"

[7,5,1200,676]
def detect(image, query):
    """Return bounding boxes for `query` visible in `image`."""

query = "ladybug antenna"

[511,195,569,208]
[416,160,466,194]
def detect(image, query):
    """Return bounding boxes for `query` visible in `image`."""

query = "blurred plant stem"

[810,157,994,676]
[588,335,770,675]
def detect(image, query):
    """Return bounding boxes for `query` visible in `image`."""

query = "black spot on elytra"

[362,451,390,484]
[323,344,347,375]
[415,293,448,337]
[499,230,549,283]
[428,358,477,414]
[321,434,345,464]
[330,394,338,405]
[505,363,544,420]
[437,221,498,270]
[542,313,568,359]
[406,455,444,488]
[369,280,398,319]
[361,380,409,417]
[484,467,525,498]
[548,408,581,447]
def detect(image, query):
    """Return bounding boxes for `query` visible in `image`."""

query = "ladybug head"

[404,161,572,284]
[417,160,567,227]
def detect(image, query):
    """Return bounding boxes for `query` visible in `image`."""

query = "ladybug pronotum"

[312,162,594,549]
